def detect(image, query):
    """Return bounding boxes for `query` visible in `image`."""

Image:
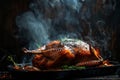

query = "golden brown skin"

[32,48,75,69]
[23,40,103,69]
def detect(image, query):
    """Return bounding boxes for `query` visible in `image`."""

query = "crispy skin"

[45,40,64,49]
[32,48,75,69]
[24,40,102,69]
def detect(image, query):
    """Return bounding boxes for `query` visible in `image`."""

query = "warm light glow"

[102,60,113,66]
[91,46,103,61]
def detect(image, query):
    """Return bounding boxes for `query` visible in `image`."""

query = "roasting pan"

[7,61,120,80]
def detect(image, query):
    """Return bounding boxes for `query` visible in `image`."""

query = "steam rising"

[16,11,50,49]
[16,0,116,63]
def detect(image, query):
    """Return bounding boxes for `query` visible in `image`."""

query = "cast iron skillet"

[7,61,120,80]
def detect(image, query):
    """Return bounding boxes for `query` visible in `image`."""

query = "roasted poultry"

[23,39,105,69]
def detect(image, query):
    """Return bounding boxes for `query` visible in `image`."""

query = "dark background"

[0,0,30,66]
[0,0,120,66]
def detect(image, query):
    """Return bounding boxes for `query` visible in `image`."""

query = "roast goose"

[23,39,108,69]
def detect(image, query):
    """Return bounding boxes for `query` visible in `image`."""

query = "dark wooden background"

[0,0,120,64]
